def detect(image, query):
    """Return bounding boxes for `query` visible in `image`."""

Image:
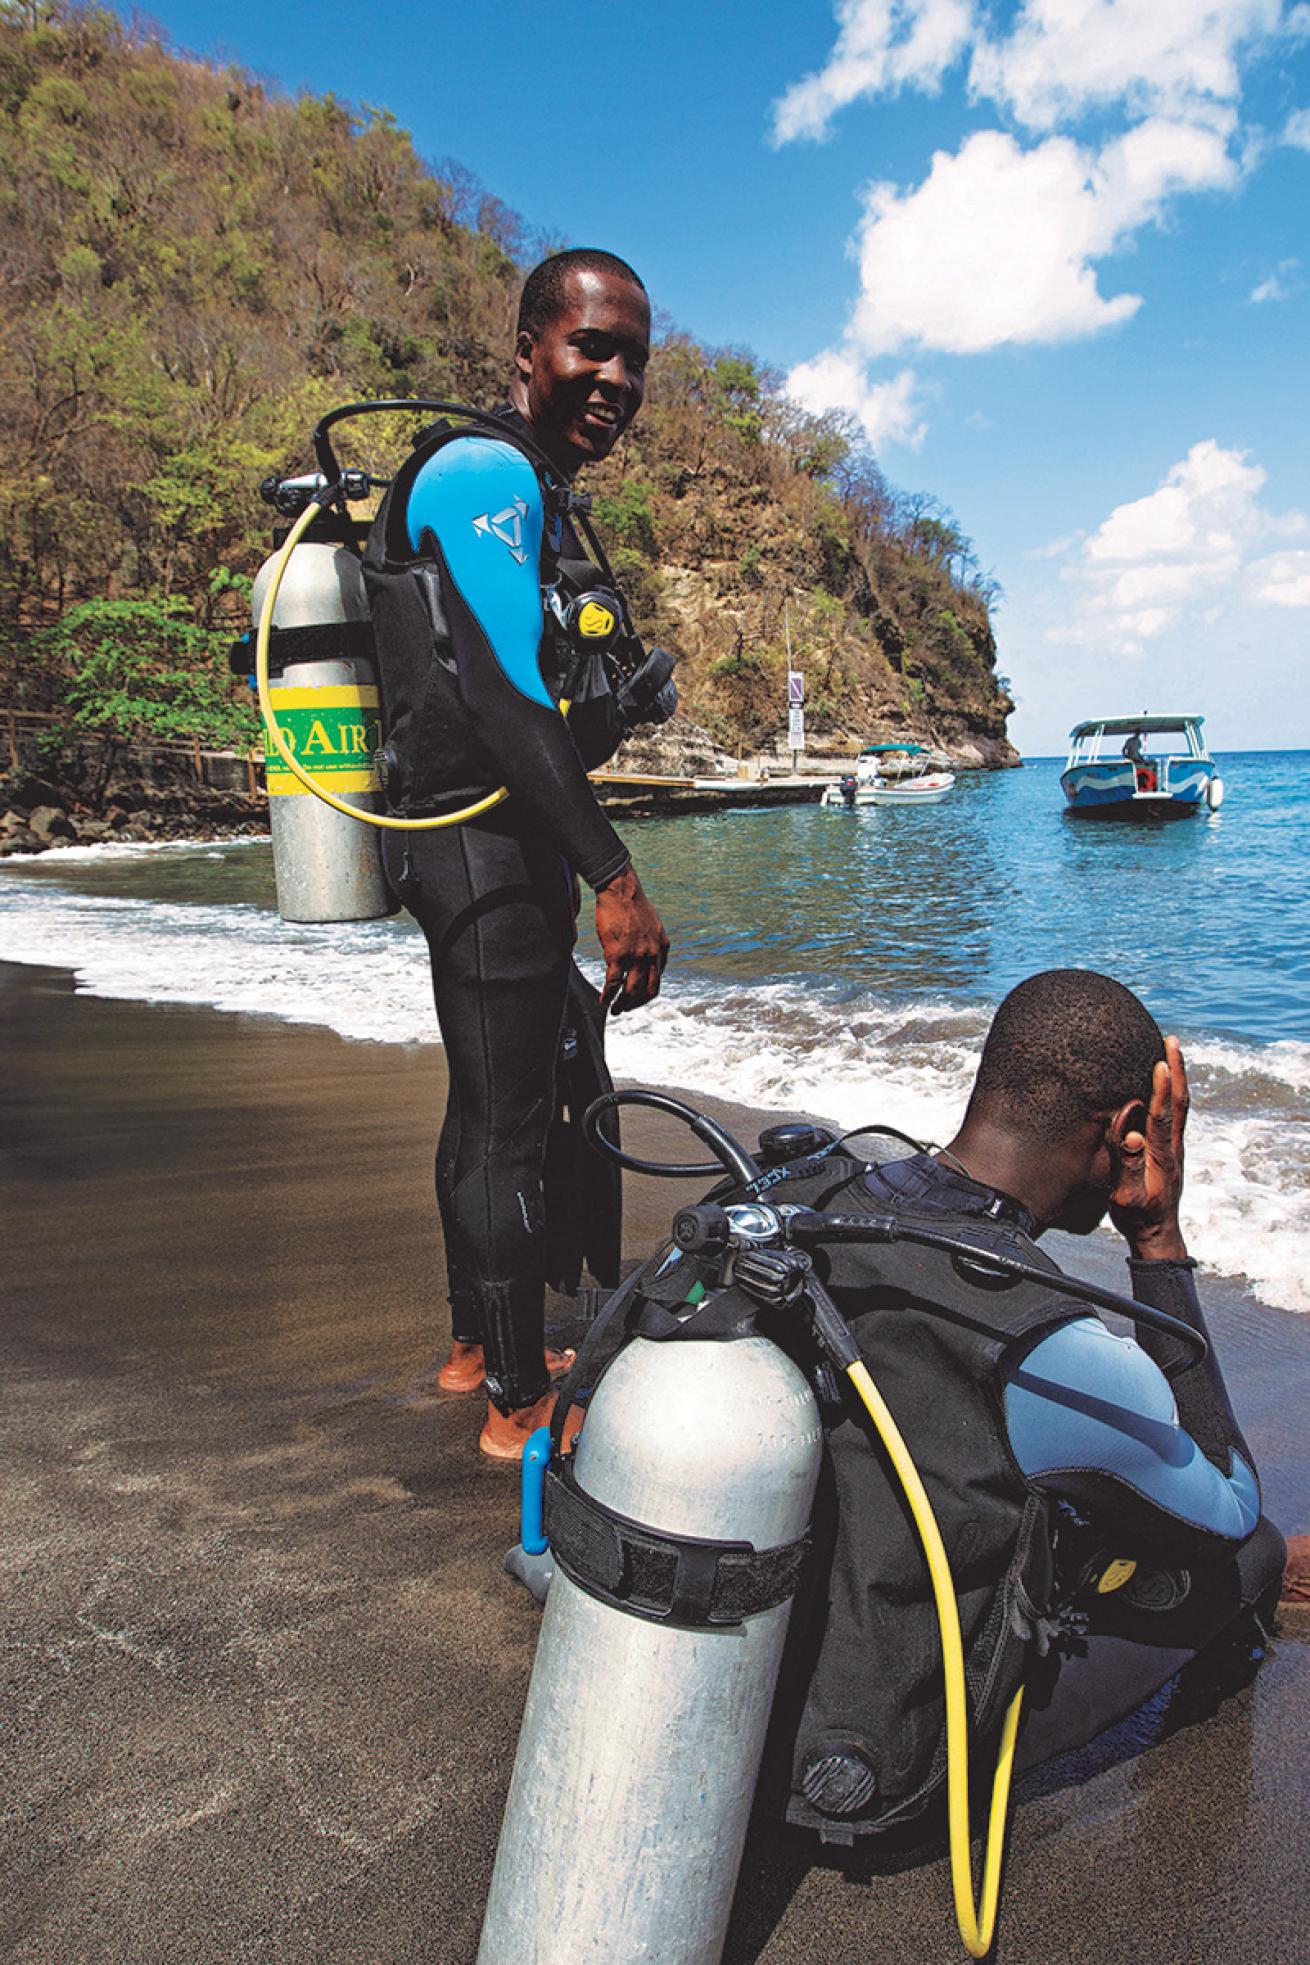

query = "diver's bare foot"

[1283,1534,1310,1604]
[436,1341,486,1392]
[478,1376,584,1463]
[480,1389,558,1462]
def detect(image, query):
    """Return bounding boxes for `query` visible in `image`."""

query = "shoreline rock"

[1,712,1023,860]
[1,753,267,857]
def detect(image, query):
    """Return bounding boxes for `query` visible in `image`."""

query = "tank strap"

[259,620,377,677]
[543,1462,810,1630]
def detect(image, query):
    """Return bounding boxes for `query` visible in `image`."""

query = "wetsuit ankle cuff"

[484,1371,549,1416]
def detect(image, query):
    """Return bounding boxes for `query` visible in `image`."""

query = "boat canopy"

[1067,714,1204,739]
[859,741,925,755]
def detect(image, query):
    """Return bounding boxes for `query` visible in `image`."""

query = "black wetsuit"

[367,411,630,1410]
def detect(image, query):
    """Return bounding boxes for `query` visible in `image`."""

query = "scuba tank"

[244,474,396,924]
[238,399,675,925]
[478,1097,823,1965]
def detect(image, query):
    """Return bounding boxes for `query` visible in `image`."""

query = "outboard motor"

[839,772,858,808]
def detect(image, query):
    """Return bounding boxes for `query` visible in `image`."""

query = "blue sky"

[144,1,1309,755]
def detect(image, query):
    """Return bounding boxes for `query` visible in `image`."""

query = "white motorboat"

[822,743,956,808]
[1060,714,1223,818]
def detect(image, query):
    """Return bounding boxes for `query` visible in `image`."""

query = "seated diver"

[766,967,1285,1838]
[922,969,1258,1544]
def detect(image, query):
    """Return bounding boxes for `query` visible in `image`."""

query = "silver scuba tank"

[477,1317,822,1965]
[251,531,396,924]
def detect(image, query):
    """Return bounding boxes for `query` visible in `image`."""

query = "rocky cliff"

[2,3,1016,780]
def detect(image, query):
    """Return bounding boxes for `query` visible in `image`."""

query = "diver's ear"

[513,328,535,385]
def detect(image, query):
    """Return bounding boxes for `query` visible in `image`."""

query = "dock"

[590,770,832,816]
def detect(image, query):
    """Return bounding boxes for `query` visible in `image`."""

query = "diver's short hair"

[517,249,647,339]
[968,970,1165,1143]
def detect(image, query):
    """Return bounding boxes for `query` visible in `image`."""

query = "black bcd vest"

[708,1155,1281,1844]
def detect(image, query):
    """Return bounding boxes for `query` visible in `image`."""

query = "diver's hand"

[1109,1034,1190,1262]
[595,865,669,1015]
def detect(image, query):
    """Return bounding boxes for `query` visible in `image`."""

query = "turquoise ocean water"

[3,753,1308,1308]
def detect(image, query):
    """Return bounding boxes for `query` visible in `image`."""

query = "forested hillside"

[1,1,1016,767]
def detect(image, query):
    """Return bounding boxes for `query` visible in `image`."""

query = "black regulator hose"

[311,398,623,586]
[784,1209,1208,1361]
[582,1090,762,1186]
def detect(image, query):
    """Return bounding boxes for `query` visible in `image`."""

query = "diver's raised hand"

[595,865,669,1015]
[1109,1034,1190,1262]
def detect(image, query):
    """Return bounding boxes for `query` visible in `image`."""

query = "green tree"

[40,593,258,745]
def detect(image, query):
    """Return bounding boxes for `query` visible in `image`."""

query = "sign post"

[787,671,804,773]
[785,602,804,772]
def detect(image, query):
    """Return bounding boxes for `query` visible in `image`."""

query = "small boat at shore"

[1061,714,1224,818]
[822,743,956,808]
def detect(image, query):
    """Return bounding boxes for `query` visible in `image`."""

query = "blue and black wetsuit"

[863,1153,1259,1541]
[364,414,631,1410]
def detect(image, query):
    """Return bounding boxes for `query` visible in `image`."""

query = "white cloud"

[1085,440,1265,564]
[845,121,1233,356]
[775,0,1293,143]
[772,4,1307,486]
[1050,439,1308,650]
[1250,257,1300,301]
[1026,531,1083,560]
[968,0,1284,133]
[771,0,974,146]
[786,350,928,449]
[1248,549,1310,605]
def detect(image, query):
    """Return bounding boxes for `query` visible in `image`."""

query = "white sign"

[788,670,805,705]
[788,705,805,749]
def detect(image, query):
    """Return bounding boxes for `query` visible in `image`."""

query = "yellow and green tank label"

[262,684,382,796]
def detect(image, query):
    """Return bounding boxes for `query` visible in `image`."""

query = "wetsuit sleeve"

[1125,1258,1256,1479]
[406,436,631,889]
[1004,1314,1260,1541]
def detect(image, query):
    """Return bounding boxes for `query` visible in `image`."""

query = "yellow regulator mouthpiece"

[577,600,616,639]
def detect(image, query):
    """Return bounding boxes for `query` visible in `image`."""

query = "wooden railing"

[4,706,263,794]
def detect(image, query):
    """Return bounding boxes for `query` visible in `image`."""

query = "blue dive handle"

[521,1426,552,1556]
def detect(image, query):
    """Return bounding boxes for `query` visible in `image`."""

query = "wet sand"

[2,958,1308,1965]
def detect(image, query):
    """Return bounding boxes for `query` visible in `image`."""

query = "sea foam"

[3,867,1307,1312]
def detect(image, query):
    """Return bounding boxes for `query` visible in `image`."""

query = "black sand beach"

[3,958,1308,1965]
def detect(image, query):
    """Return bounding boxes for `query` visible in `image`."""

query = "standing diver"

[363,250,671,1459]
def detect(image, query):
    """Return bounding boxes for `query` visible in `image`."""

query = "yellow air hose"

[255,495,570,829]
[845,1358,1024,1959]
